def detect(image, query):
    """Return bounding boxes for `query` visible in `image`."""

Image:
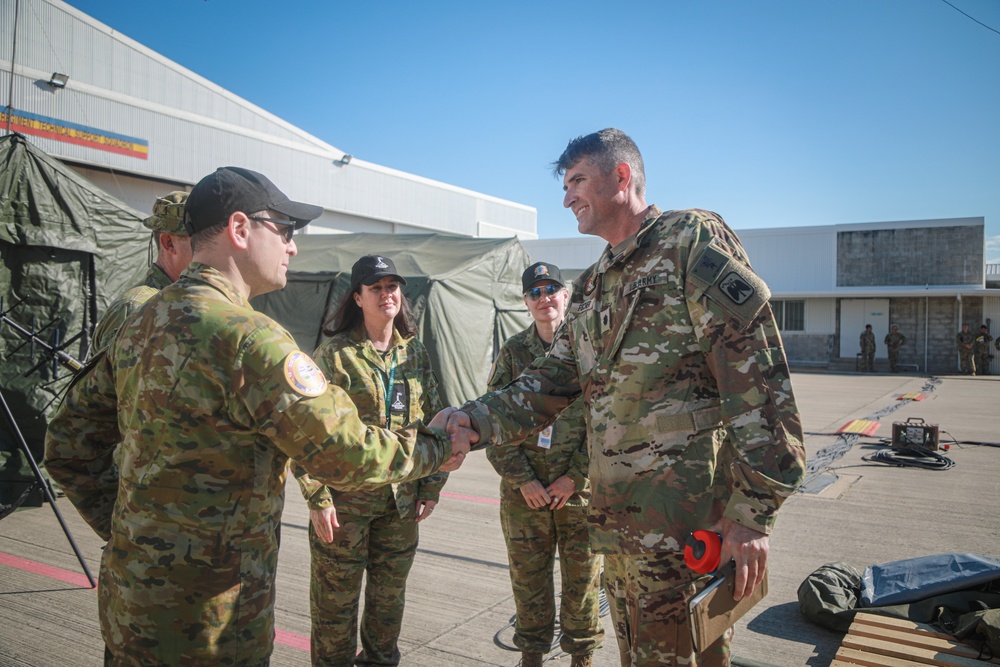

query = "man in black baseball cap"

[184,166,323,235]
[351,254,408,291]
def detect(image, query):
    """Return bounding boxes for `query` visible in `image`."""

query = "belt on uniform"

[656,405,723,433]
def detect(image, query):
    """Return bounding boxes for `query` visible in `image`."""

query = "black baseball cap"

[351,255,407,291]
[521,261,565,292]
[184,166,323,234]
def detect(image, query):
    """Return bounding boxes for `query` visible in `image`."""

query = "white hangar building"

[0,0,537,239]
[524,216,1000,375]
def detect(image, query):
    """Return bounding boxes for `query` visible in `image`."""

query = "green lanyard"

[381,348,398,428]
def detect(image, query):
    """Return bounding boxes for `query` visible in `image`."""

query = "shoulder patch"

[283,351,328,397]
[703,260,771,328]
[691,245,730,287]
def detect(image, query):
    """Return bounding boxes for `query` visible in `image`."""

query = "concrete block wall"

[780,333,833,365]
[837,226,983,287]
[887,297,982,374]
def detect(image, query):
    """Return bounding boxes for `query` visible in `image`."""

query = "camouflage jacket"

[294,325,448,518]
[89,263,172,355]
[957,331,975,350]
[860,331,876,353]
[462,207,806,555]
[884,332,906,350]
[974,332,993,354]
[43,263,452,666]
[485,323,590,506]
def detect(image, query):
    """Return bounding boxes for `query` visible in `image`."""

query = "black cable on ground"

[862,444,955,471]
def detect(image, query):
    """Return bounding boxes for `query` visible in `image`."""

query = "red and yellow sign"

[1,108,148,159]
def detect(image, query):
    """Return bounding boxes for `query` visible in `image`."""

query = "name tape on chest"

[283,351,328,397]
[623,273,666,297]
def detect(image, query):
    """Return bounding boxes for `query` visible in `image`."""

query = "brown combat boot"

[570,655,593,667]
[520,653,543,667]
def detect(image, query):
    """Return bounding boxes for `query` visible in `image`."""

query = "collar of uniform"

[350,323,410,365]
[595,205,663,275]
[179,262,253,310]
[529,323,552,355]
[147,263,174,290]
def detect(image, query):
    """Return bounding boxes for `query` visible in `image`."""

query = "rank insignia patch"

[284,351,328,397]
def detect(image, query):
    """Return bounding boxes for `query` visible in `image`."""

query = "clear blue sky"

[70,0,1000,260]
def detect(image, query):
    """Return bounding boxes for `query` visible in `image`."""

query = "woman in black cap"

[293,254,449,667]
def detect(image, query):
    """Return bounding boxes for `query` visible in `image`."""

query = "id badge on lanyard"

[537,425,553,449]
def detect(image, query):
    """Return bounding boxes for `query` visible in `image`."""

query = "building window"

[772,300,805,332]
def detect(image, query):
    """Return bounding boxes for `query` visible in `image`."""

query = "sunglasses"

[249,215,295,243]
[524,284,561,301]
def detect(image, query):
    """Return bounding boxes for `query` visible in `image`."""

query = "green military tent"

[252,233,534,407]
[0,132,149,509]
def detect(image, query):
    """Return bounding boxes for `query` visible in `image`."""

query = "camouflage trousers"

[308,507,418,667]
[960,351,975,374]
[976,353,991,375]
[499,499,604,656]
[861,351,875,372]
[887,349,900,372]
[603,552,732,667]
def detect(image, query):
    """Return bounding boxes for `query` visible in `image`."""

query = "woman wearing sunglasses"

[293,254,448,667]
[485,261,604,667]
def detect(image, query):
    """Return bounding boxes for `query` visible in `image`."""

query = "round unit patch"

[283,351,328,397]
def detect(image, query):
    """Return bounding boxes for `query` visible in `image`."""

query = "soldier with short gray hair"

[450,128,805,666]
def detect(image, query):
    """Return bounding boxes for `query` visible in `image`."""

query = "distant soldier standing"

[486,262,603,667]
[957,323,975,374]
[974,324,993,376]
[860,324,876,372]
[89,191,192,353]
[883,325,906,373]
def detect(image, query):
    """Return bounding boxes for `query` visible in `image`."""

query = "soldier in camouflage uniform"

[44,168,472,667]
[294,255,448,667]
[89,191,193,353]
[957,323,975,374]
[974,324,993,376]
[859,324,876,372]
[452,129,805,667]
[486,262,603,667]
[883,325,906,373]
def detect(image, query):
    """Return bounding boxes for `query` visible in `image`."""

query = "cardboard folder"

[688,562,768,652]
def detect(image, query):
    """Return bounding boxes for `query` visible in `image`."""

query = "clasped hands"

[429,407,479,472]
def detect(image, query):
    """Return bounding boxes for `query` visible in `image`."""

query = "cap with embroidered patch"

[351,255,407,291]
[521,261,565,292]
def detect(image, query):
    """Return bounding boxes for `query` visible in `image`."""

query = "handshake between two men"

[428,407,480,472]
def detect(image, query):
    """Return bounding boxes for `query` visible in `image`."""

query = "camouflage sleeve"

[464,326,580,448]
[415,342,448,500]
[42,352,120,540]
[239,329,453,491]
[484,340,540,489]
[564,404,590,491]
[685,220,806,535]
[89,286,158,358]
[291,463,333,509]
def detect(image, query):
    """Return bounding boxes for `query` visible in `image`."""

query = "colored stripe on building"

[2,108,148,159]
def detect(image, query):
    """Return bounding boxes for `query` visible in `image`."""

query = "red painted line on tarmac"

[275,628,311,651]
[0,550,93,588]
[0,550,312,652]
[440,491,500,505]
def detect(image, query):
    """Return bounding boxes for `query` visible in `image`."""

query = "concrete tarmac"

[1,372,998,666]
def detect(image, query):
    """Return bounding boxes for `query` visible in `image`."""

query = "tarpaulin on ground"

[251,233,534,407]
[0,132,149,507]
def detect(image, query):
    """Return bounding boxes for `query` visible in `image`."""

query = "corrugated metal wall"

[0,0,536,238]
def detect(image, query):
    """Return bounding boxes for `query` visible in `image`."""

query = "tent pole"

[0,388,97,588]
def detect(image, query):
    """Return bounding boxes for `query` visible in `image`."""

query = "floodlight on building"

[335,154,352,166]
[48,72,69,89]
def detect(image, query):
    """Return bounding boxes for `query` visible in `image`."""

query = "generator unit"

[891,417,940,451]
